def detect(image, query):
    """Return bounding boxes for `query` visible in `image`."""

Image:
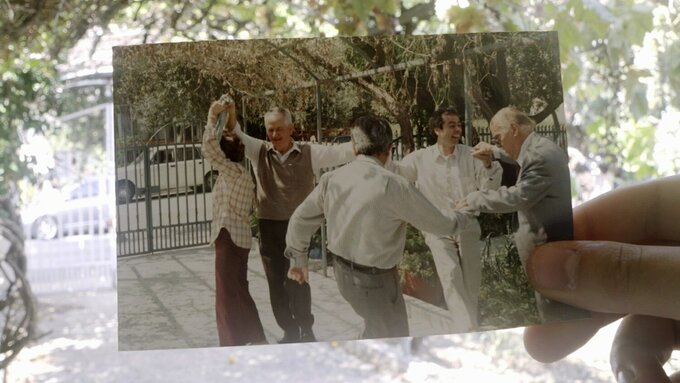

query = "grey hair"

[491,106,535,135]
[351,115,393,156]
[264,107,293,126]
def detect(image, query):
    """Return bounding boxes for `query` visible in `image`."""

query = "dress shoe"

[300,328,316,342]
[277,329,300,344]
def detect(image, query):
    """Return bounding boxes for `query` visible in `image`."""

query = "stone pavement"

[117,240,460,350]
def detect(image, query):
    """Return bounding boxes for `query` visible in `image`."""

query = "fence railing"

[115,105,568,258]
[115,106,217,257]
[475,123,568,151]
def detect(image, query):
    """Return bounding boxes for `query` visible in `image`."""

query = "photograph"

[113,31,589,351]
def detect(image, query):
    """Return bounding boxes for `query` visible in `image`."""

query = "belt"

[333,254,394,275]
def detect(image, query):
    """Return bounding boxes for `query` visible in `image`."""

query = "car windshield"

[68,181,99,200]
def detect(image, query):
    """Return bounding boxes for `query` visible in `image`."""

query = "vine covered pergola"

[113,32,564,152]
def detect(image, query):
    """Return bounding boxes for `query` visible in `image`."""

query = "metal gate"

[115,106,216,256]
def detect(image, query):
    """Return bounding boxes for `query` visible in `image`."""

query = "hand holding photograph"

[113,31,589,351]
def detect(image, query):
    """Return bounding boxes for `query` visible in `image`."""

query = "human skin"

[524,175,680,382]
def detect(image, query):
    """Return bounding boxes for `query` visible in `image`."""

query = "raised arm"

[202,104,243,180]
[310,142,355,171]
[232,122,264,163]
[385,151,418,182]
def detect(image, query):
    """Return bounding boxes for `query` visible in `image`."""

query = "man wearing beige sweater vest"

[219,101,354,343]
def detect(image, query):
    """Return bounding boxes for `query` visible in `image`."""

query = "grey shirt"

[285,155,470,269]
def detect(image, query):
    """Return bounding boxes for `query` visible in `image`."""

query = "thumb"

[528,241,680,320]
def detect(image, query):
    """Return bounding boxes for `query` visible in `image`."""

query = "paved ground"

[13,234,680,382]
[116,240,463,350]
[13,287,679,383]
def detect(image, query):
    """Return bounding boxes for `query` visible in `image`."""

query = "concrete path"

[117,241,460,350]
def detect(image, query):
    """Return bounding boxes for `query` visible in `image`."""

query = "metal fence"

[22,177,115,241]
[390,124,567,162]
[476,123,568,151]
[115,106,217,257]
[115,103,568,258]
[21,177,117,294]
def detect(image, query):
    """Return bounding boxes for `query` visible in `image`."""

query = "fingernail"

[617,369,635,383]
[531,245,580,290]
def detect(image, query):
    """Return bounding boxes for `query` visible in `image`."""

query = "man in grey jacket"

[460,106,587,322]
[284,115,472,339]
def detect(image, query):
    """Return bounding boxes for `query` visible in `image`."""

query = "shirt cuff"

[465,191,482,211]
[232,121,243,134]
[284,247,309,268]
[484,161,500,175]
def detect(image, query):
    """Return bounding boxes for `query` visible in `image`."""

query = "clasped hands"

[471,141,496,168]
[208,94,237,136]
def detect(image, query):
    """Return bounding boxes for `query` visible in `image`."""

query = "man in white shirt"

[389,108,502,331]
[284,115,471,339]
[226,103,355,343]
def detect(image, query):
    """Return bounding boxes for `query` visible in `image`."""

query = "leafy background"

[3,0,678,197]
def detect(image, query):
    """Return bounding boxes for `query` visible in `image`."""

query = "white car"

[115,143,216,203]
[22,177,114,240]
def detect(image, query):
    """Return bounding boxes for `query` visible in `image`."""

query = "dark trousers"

[258,219,314,334]
[215,228,266,346]
[333,257,408,339]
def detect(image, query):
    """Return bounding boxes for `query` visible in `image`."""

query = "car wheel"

[117,180,136,203]
[203,171,219,193]
[33,216,59,240]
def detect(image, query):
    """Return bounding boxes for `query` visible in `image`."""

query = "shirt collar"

[356,154,386,167]
[267,140,301,157]
[430,143,457,160]
[517,132,537,167]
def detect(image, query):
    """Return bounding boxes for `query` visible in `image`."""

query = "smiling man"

[388,108,502,331]
[462,106,586,322]
[227,103,354,343]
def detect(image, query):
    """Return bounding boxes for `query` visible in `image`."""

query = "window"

[70,181,99,199]
[183,147,194,161]
[175,148,186,162]
[152,149,174,164]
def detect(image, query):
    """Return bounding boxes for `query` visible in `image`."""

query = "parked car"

[115,143,216,203]
[22,177,114,240]
[330,135,351,144]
